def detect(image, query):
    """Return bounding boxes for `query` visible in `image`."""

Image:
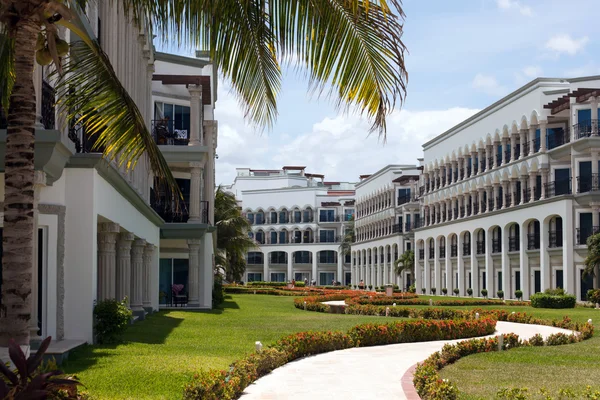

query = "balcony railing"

[548,230,563,248]
[513,191,521,204]
[504,150,511,163]
[547,127,570,150]
[419,249,424,260]
[505,193,511,206]
[152,119,189,145]
[496,153,502,166]
[398,194,412,206]
[488,156,494,169]
[392,223,402,233]
[544,179,572,197]
[151,191,210,224]
[439,247,446,257]
[315,235,342,243]
[573,119,599,139]
[463,243,471,256]
[466,204,472,216]
[41,81,56,130]
[404,222,414,232]
[495,196,503,209]
[522,140,530,156]
[508,237,519,252]
[523,189,531,203]
[527,233,540,250]
[319,215,341,222]
[473,203,479,215]
[428,249,434,259]
[450,244,457,257]
[492,239,501,253]
[531,137,540,153]
[459,206,464,218]
[577,226,600,245]
[466,167,472,177]
[577,174,600,193]
[476,241,485,255]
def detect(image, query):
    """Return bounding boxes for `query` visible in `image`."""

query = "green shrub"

[421,288,426,294]
[431,287,436,295]
[497,290,504,299]
[295,281,306,287]
[273,330,354,360]
[245,348,288,376]
[453,288,459,296]
[212,275,225,307]
[247,281,287,287]
[530,293,576,309]
[442,288,448,295]
[467,288,473,296]
[527,333,544,346]
[409,285,416,293]
[93,298,132,344]
[481,289,488,298]
[515,290,523,300]
[544,288,566,296]
[587,288,600,304]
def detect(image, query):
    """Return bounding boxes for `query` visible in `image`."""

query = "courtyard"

[63,293,600,399]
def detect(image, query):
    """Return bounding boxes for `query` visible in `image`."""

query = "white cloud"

[545,34,589,55]
[214,85,479,185]
[563,63,600,78]
[471,73,507,96]
[522,65,543,78]
[496,0,533,16]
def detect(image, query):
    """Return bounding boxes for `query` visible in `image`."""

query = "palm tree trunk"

[0,21,38,347]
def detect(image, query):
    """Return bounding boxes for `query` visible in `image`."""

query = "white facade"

[0,3,217,347]
[414,77,600,301]
[351,164,422,289]
[226,167,355,285]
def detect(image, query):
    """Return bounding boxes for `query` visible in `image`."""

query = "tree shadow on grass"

[125,312,185,344]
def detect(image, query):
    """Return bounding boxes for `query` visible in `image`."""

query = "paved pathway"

[239,321,573,400]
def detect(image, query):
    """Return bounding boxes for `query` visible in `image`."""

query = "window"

[255,231,265,244]
[247,213,254,224]
[270,272,286,282]
[154,102,191,139]
[159,258,189,305]
[247,272,262,282]
[247,252,264,264]
[406,242,411,251]
[255,213,264,224]
[294,251,311,264]
[294,210,302,223]
[319,209,335,222]
[344,272,352,286]
[270,212,278,224]
[319,272,335,286]
[319,251,336,264]
[279,231,287,244]
[344,209,355,221]
[345,254,351,263]
[270,231,277,244]
[270,252,286,264]
[319,230,335,243]
[294,272,310,282]
[303,209,313,222]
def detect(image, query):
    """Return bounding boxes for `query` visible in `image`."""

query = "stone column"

[519,129,527,158]
[478,188,484,214]
[142,244,154,312]
[502,181,509,209]
[116,232,133,303]
[312,251,318,284]
[29,171,46,341]
[471,152,477,177]
[337,251,344,286]
[529,172,536,203]
[287,251,293,283]
[458,195,464,218]
[188,84,203,146]
[501,138,508,165]
[540,120,547,151]
[520,175,527,205]
[592,97,599,136]
[520,222,530,300]
[130,239,146,314]
[188,161,204,222]
[457,233,464,296]
[540,168,548,199]
[446,164,451,186]
[477,149,483,173]
[187,239,202,307]
[493,142,499,168]
[493,184,499,211]
[510,133,517,162]
[452,161,458,183]
[529,126,536,155]
[98,223,121,302]
[511,179,517,207]
[485,145,491,171]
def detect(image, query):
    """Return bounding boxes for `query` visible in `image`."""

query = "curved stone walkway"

[239,321,573,400]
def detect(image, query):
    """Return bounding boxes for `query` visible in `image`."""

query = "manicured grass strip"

[63,294,389,400]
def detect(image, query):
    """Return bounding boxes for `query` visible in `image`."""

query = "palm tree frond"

[52,38,178,196]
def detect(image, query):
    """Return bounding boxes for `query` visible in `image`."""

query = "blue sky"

[212,0,600,185]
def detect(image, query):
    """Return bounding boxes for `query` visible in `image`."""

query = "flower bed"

[183,318,497,400]
[414,321,595,400]
[346,296,528,307]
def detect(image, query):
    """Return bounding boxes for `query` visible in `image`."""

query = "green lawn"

[63,294,387,400]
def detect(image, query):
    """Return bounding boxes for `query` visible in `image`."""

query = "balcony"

[151,193,209,224]
[419,249,425,260]
[576,226,600,245]
[392,223,402,233]
[504,150,511,163]
[522,141,530,156]
[495,196,503,209]
[513,191,521,205]
[531,137,540,153]
[450,244,457,257]
[476,241,485,255]
[523,189,531,203]
[404,222,414,232]
[496,153,502,166]
[544,179,572,197]
[473,203,479,215]
[152,119,190,145]
[548,230,563,248]
[508,237,519,252]
[463,243,471,256]
[439,247,446,257]
[504,193,511,206]
[398,194,412,206]
[527,233,540,250]
[492,239,501,254]
[487,156,494,169]
[428,249,434,259]
[577,174,600,193]
[459,206,464,218]
[466,167,472,177]
[547,127,570,150]
[319,215,341,223]
[315,235,342,243]
[573,119,599,139]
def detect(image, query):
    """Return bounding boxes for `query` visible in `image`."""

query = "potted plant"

[467,288,473,297]
[442,288,448,296]
[421,288,426,294]
[515,289,523,301]
[409,284,416,293]
[431,287,436,295]
[497,290,504,299]
[368,285,373,290]
[481,288,488,298]
[453,287,460,296]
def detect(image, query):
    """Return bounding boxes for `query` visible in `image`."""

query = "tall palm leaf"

[584,233,600,279]
[339,217,355,256]
[394,249,414,276]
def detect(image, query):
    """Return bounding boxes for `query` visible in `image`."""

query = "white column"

[562,205,575,296]
[592,97,599,136]
[477,149,483,173]
[501,138,508,165]
[470,232,479,296]
[287,251,293,283]
[502,181,509,209]
[424,243,431,292]
[493,142,499,168]
[529,126,536,155]
[188,84,203,146]
[511,179,517,207]
[485,230,493,295]
[98,223,121,301]
[189,162,204,222]
[529,172,536,203]
[434,237,442,292]
[540,219,550,291]
[510,133,517,162]
[312,251,318,284]
[520,175,527,205]
[130,239,146,313]
[540,169,548,200]
[142,244,154,311]
[520,129,527,158]
[187,239,202,306]
[116,231,133,303]
[493,184,499,211]
[263,252,269,282]
[485,145,491,171]
[445,236,452,293]
[501,226,510,298]
[457,233,464,296]
[471,152,477,177]
[29,171,46,340]
[540,120,547,151]
[520,222,530,299]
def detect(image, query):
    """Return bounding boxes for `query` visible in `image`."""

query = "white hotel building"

[351,165,422,289]
[0,3,216,354]
[414,76,600,301]
[225,167,355,285]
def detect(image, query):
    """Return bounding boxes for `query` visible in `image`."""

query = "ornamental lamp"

[255,341,263,352]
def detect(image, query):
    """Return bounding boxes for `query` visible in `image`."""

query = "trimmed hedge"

[183,318,497,400]
[345,296,527,307]
[223,287,299,296]
[587,288,600,304]
[247,281,288,287]
[530,293,576,309]
[414,322,595,400]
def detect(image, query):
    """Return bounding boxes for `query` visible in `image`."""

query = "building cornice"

[422,78,569,150]
[355,164,418,189]
[155,52,211,68]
